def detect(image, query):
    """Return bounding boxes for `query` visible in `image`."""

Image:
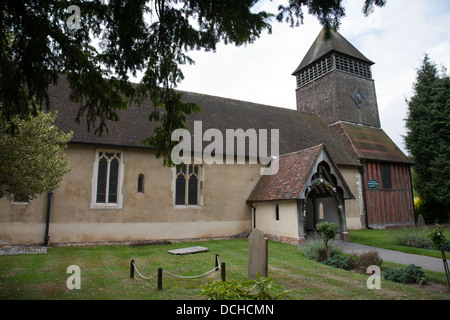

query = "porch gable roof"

[247,144,354,203]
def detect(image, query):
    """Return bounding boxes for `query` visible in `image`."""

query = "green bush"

[324,255,356,270]
[200,279,248,300]
[324,251,383,273]
[199,274,291,300]
[300,235,340,262]
[427,224,448,250]
[397,232,432,249]
[316,222,339,241]
[316,222,339,258]
[383,264,427,284]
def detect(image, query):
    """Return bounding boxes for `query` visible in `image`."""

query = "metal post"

[215,254,219,271]
[158,267,163,290]
[440,248,450,291]
[130,260,135,279]
[220,262,226,282]
[44,191,53,246]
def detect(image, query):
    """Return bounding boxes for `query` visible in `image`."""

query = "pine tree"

[405,55,450,223]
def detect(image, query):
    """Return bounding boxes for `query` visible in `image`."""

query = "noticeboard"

[368,179,379,190]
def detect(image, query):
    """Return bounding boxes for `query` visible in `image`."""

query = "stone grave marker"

[417,214,425,228]
[247,228,268,279]
[168,246,209,255]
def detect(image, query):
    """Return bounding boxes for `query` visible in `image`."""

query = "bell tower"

[293,28,381,128]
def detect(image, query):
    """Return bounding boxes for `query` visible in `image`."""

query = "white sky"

[146,0,450,155]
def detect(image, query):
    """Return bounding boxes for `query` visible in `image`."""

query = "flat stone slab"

[0,246,47,256]
[168,246,209,255]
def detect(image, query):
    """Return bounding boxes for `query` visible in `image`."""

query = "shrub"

[200,279,248,300]
[427,224,450,290]
[383,264,427,284]
[397,232,432,249]
[324,255,356,270]
[200,274,291,300]
[353,251,383,273]
[427,224,448,250]
[300,235,340,262]
[316,222,339,258]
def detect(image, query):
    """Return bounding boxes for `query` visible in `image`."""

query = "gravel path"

[0,246,47,256]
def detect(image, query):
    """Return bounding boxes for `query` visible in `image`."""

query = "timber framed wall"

[363,160,414,227]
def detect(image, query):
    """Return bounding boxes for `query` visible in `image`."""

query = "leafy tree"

[0,0,386,166]
[316,221,338,258]
[427,224,450,290]
[0,108,73,200]
[405,55,450,223]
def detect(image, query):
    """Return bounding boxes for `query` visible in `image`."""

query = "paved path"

[334,240,446,273]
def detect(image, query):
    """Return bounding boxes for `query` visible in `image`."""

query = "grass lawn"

[347,227,450,259]
[0,239,449,300]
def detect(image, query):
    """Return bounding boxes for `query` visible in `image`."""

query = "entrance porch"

[247,145,353,245]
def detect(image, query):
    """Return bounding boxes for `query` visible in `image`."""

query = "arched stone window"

[91,150,124,209]
[174,164,203,206]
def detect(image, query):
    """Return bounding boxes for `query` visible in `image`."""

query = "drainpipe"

[249,203,256,229]
[359,159,370,229]
[44,191,53,246]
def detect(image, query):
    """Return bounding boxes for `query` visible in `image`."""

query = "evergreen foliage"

[1,0,386,166]
[0,108,72,199]
[384,264,427,285]
[316,222,339,258]
[405,55,450,223]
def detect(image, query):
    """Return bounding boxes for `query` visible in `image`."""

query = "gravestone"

[417,215,425,228]
[247,228,268,279]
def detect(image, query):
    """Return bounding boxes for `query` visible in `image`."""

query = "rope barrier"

[131,254,222,282]
[162,265,219,279]
[131,261,158,280]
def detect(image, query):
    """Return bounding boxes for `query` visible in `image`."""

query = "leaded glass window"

[174,164,202,206]
[175,171,186,205]
[95,152,121,205]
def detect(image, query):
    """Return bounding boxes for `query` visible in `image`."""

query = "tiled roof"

[247,145,323,202]
[48,76,360,166]
[292,28,374,75]
[329,122,412,164]
[247,144,354,202]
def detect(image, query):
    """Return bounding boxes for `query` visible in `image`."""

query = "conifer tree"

[405,55,450,223]
[0,0,385,166]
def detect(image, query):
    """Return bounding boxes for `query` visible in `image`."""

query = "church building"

[0,29,415,246]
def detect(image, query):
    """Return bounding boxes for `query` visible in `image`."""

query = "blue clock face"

[352,89,365,108]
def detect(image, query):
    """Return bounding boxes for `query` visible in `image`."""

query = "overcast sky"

[158,0,450,155]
